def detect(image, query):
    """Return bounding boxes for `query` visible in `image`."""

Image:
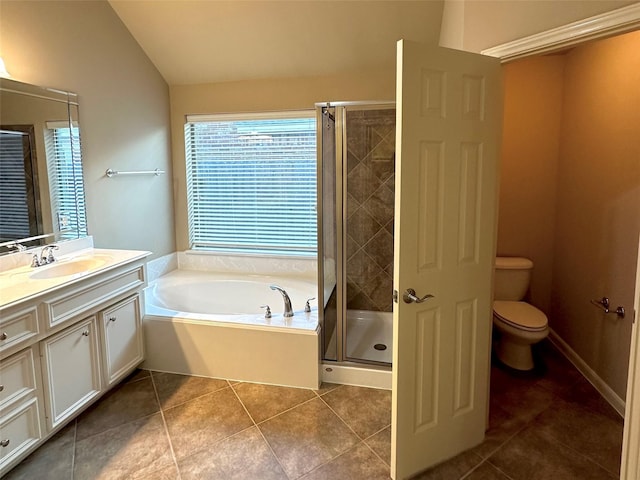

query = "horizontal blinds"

[185,114,317,255]
[45,126,88,238]
[0,131,31,241]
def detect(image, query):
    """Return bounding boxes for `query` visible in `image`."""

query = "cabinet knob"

[108,317,117,323]
[82,330,90,337]
[0,385,4,392]
[0,439,9,447]
[0,332,7,341]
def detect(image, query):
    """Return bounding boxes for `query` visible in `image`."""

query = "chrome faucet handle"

[31,254,41,268]
[44,244,59,263]
[304,297,315,313]
[7,243,26,252]
[260,305,272,319]
[38,244,58,265]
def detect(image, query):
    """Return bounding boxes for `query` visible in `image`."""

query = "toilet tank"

[494,257,534,301]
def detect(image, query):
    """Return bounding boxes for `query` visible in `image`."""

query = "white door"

[392,40,502,479]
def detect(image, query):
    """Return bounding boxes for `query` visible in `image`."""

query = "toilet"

[493,257,549,370]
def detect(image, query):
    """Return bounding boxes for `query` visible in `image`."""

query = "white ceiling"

[108,0,444,86]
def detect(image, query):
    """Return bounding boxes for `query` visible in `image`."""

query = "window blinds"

[0,131,31,240]
[45,124,87,238]
[185,113,317,256]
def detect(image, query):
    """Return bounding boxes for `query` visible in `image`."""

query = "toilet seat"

[493,301,548,332]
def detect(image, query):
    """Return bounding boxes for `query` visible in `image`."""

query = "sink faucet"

[32,245,59,267]
[270,285,294,317]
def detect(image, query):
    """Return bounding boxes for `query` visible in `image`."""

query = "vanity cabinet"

[100,294,143,387]
[40,317,102,430]
[0,249,149,475]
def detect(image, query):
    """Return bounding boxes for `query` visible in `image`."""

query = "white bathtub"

[142,269,320,388]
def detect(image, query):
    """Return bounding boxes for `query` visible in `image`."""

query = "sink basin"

[30,256,110,280]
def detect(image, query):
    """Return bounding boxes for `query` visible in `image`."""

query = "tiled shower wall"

[345,108,395,312]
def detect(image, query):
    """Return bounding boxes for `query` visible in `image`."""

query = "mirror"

[0,77,87,255]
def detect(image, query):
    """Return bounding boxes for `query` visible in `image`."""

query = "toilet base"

[495,338,536,371]
[492,314,549,371]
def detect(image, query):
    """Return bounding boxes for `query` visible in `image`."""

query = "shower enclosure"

[317,102,395,367]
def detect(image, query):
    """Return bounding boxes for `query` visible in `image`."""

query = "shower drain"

[374,343,387,351]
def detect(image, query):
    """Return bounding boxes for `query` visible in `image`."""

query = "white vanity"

[0,240,150,475]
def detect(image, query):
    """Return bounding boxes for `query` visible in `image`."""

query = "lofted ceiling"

[108,0,444,86]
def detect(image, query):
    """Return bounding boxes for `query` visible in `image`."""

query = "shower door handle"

[403,289,434,304]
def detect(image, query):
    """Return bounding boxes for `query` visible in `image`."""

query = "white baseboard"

[321,363,391,390]
[549,328,625,417]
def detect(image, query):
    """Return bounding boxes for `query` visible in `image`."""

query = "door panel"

[392,40,502,479]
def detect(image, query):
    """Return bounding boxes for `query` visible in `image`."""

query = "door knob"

[403,288,434,304]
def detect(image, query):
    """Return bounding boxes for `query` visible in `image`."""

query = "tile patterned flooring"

[4,341,624,479]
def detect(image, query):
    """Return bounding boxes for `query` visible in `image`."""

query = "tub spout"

[270,285,294,317]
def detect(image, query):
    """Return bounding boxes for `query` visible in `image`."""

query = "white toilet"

[493,257,549,370]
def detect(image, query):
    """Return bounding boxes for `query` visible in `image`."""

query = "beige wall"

[170,68,395,251]
[501,31,640,398]
[498,55,565,314]
[0,0,175,258]
[550,31,640,398]
[440,0,637,52]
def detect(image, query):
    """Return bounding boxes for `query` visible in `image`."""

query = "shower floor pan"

[345,309,393,364]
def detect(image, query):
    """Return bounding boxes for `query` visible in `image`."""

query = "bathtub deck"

[142,315,320,389]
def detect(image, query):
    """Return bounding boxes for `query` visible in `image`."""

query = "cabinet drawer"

[0,348,37,412]
[44,265,145,330]
[0,398,42,472]
[0,306,39,355]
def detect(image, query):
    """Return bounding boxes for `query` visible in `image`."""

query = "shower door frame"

[317,100,395,367]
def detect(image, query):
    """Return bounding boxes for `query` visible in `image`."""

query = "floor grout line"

[149,370,231,411]
[69,419,77,480]
[228,381,293,480]
[252,391,328,426]
[150,370,182,480]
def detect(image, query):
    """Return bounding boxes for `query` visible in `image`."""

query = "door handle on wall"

[590,297,625,319]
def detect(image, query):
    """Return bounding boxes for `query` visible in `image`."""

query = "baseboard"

[321,363,392,390]
[549,328,626,417]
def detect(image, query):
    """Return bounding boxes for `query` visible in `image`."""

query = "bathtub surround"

[146,251,316,285]
[177,251,317,280]
[145,252,178,283]
[143,267,319,388]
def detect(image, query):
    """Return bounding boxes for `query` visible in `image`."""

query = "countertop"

[0,247,151,310]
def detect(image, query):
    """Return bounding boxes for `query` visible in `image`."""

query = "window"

[44,122,88,238]
[0,127,38,240]
[185,111,317,256]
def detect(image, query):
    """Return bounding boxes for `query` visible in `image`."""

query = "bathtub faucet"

[269,285,294,317]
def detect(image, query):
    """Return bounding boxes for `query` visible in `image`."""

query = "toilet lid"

[493,301,548,332]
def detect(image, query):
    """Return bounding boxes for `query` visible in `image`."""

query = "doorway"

[494,27,640,479]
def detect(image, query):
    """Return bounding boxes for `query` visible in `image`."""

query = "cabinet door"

[41,317,101,430]
[100,295,143,386]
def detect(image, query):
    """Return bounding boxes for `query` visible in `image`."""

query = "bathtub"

[142,269,321,388]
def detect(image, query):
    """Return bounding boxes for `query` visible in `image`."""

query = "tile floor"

[4,340,624,479]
